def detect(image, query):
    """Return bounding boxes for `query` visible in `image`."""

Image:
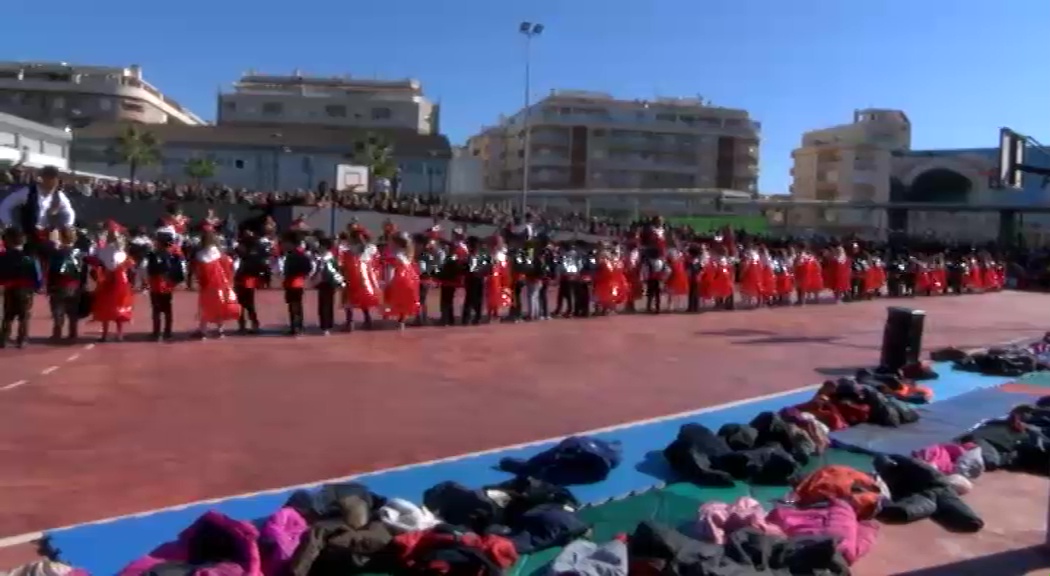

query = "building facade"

[790,109,911,204]
[0,111,71,170]
[71,124,451,194]
[465,91,760,194]
[0,62,204,128]
[217,72,439,135]
[446,146,486,195]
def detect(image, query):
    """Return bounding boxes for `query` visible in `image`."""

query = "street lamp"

[519,21,543,218]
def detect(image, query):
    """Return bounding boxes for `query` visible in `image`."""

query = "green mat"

[1015,371,1050,387]
[512,449,874,575]
[510,481,750,576]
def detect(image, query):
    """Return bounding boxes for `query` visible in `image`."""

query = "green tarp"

[1015,371,1050,387]
[511,449,875,576]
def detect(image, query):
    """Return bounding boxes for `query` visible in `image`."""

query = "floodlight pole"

[519,22,543,218]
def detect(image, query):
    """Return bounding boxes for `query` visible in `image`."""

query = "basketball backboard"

[997,128,1026,189]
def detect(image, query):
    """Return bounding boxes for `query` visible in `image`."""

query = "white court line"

[0,382,821,544]
[0,341,97,394]
[0,380,27,392]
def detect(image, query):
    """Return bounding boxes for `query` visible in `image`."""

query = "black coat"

[873,454,983,532]
[628,521,850,576]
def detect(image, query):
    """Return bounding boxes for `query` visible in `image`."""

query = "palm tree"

[184,157,217,185]
[352,133,397,180]
[108,124,161,182]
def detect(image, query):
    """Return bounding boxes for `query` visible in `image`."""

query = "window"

[325,104,347,118]
[371,107,392,120]
[222,101,236,112]
[234,159,245,169]
[121,101,145,112]
[52,96,65,110]
[262,102,284,115]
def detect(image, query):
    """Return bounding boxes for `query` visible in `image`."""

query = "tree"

[352,133,397,180]
[108,124,161,182]
[184,157,217,185]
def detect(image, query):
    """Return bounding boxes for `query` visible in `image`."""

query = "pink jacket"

[697,497,784,544]
[766,499,878,565]
[118,510,262,576]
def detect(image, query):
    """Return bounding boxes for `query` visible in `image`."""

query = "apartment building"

[217,72,439,134]
[0,61,204,128]
[790,109,911,203]
[466,91,760,193]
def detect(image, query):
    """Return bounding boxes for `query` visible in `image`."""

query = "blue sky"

[10,0,1048,194]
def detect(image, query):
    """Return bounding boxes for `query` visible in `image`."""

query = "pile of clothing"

[659,393,919,489]
[935,340,1050,377]
[115,471,880,576]
[662,411,827,487]
[792,378,922,432]
[118,477,589,576]
[957,398,1050,474]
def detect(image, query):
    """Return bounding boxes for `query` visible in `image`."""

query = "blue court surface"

[43,362,1023,575]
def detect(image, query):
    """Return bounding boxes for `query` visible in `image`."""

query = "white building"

[218,72,439,135]
[0,61,204,128]
[466,90,760,193]
[0,111,71,171]
[446,146,485,195]
[71,123,451,194]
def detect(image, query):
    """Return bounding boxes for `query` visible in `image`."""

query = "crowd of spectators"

[1,165,626,236]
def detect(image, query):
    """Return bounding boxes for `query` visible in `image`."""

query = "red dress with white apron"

[342,244,382,310]
[88,247,135,323]
[194,246,241,323]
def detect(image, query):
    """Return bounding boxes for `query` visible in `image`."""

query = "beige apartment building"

[790,108,911,203]
[0,61,204,128]
[466,90,760,193]
[217,72,439,134]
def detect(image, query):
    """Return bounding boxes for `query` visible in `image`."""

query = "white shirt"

[0,186,76,230]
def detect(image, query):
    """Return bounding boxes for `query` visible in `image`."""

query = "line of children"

[0,217,1010,347]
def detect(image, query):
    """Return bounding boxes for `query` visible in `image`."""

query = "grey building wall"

[0,111,71,159]
[71,140,449,194]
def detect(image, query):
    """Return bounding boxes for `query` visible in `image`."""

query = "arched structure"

[899,157,984,204]
[909,169,973,203]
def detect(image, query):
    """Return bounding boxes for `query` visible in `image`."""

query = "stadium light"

[519,21,544,218]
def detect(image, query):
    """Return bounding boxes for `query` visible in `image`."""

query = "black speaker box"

[880,307,926,372]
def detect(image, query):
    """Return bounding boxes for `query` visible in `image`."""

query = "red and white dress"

[594,254,629,309]
[89,246,135,323]
[664,249,690,297]
[194,246,241,324]
[383,250,421,319]
[794,252,824,296]
[486,248,512,315]
[699,255,735,301]
[341,243,382,310]
[823,254,852,296]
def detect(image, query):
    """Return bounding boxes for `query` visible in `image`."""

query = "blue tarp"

[830,386,1041,456]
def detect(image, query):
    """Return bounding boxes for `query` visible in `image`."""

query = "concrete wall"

[0,191,607,242]
[72,142,449,195]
